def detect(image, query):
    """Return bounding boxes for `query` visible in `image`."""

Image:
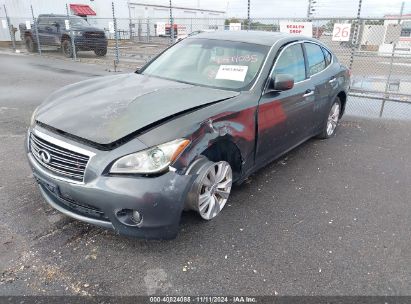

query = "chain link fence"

[1,2,411,115]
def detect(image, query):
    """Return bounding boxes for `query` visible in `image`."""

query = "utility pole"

[307,0,312,18]
[307,0,317,19]
[247,0,251,30]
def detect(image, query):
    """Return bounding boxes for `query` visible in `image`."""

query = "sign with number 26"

[332,23,351,41]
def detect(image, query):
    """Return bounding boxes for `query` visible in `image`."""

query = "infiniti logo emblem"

[38,149,52,164]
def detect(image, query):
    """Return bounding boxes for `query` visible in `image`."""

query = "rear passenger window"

[273,44,306,82]
[305,43,326,76]
[322,47,332,66]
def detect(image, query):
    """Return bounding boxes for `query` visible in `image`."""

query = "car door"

[256,42,316,164]
[303,42,334,131]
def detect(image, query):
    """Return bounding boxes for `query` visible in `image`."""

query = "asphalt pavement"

[0,53,410,296]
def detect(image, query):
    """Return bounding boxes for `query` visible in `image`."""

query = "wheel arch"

[337,91,347,118]
[200,138,243,181]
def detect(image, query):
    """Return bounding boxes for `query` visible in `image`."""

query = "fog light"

[131,210,142,224]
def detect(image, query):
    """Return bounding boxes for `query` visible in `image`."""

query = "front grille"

[30,133,90,182]
[84,32,105,38]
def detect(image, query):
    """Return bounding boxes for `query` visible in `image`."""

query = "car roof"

[187,31,302,46]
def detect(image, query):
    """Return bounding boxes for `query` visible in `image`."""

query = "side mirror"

[270,74,295,91]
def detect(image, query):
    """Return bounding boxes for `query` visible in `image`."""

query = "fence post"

[127,2,133,41]
[169,0,174,44]
[112,2,120,65]
[349,0,363,71]
[138,19,142,42]
[30,5,41,55]
[146,18,150,43]
[247,0,251,30]
[3,5,16,52]
[65,4,77,60]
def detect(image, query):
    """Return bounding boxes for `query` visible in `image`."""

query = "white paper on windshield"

[25,21,31,30]
[1,20,7,29]
[64,19,70,30]
[215,65,248,82]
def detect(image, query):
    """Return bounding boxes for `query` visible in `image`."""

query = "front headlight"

[110,139,190,174]
[73,31,83,36]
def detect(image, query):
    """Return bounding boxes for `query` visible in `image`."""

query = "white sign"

[25,20,31,30]
[280,21,312,37]
[157,22,166,36]
[332,23,351,41]
[64,19,70,30]
[215,65,248,82]
[1,20,7,29]
[229,23,241,31]
[108,21,115,34]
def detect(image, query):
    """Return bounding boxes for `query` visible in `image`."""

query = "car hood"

[36,73,239,147]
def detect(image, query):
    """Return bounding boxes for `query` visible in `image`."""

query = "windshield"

[141,38,270,91]
[70,16,90,27]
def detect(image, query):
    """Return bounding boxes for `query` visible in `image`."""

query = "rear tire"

[25,36,37,53]
[61,39,74,58]
[94,48,107,57]
[317,97,342,139]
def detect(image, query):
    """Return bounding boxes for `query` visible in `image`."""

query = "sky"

[170,0,411,18]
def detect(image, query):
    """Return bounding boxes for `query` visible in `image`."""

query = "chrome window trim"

[262,39,335,94]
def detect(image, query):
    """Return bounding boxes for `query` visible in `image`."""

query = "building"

[0,0,226,41]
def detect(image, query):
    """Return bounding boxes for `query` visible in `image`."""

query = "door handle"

[302,89,315,98]
[329,77,337,84]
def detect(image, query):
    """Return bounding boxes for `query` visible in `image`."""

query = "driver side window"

[273,43,306,83]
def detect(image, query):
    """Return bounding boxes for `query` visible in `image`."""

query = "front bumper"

[26,129,195,239]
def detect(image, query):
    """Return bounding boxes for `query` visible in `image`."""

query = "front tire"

[61,39,74,58]
[94,48,107,57]
[186,157,233,220]
[317,97,342,139]
[25,36,37,52]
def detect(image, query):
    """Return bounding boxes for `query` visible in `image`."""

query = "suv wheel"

[25,36,37,52]
[186,157,233,220]
[317,97,342,139]
[94,48,107,57]
[61,39,74,58]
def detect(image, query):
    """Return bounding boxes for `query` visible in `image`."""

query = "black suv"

[22,14,107,58]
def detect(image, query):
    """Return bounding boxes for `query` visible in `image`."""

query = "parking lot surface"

[0,53,410,296]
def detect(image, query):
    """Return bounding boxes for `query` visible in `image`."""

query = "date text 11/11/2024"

[149,296,257,303]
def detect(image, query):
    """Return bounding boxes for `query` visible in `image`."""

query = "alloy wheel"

[326,102,340,136]
[196,161,232,220]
